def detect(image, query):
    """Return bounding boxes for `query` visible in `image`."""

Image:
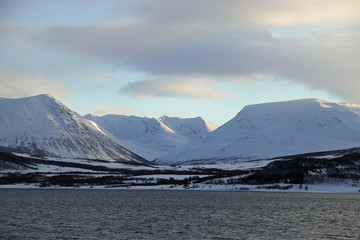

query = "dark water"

[0,189,359,240]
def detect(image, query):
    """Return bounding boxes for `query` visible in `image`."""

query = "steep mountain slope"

[0,94,147,164]
[156,99,360,164]
[158,116,217,139]
[85,114,218,160]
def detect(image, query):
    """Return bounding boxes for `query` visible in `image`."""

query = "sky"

[0,0,359,126]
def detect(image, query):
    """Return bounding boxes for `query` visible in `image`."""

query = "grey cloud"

[14,22,360,102]
[69,69,115,79]
[115,0,360,27]
[0,0,23,19]
[1,0,359,101]
[30,23,279,76]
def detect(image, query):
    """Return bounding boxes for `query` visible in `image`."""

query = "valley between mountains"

[1,94,360,193]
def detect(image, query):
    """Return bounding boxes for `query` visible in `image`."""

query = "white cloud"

[0,64,68,99]
[90,104,137,116]
[120,77,233,99]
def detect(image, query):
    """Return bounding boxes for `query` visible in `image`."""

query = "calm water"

[0,189,359,240]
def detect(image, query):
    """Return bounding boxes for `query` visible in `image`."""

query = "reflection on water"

[0,189,359,239]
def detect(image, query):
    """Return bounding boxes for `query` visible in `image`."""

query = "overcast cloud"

[0,0,359,102]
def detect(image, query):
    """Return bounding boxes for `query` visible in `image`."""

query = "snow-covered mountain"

[0,94,148,164]
[84,114,218,160]
[158,116,217,139]
[5,95,358,166]
[156,99,360,165]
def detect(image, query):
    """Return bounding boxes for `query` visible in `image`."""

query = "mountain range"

[1,95,360,166]
[85,114,217,160]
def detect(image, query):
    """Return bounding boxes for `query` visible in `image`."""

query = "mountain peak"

[0,95,147,164]
[30,93,54,99]
[18,94,57,104]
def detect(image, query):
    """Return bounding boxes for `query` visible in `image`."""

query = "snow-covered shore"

[1,182,359,194]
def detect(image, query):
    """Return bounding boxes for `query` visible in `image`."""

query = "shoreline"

[1,183,359,194]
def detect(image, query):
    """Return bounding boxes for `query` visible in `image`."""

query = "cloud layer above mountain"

[0,0,359,105]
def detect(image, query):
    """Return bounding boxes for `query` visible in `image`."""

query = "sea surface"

[0,189,359,240]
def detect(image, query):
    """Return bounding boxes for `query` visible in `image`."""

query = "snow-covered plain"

[1,152,272,173]
[1,183,358,194]
[1,154,359,193]
[2,153,359,194]
[127,183,360,194]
